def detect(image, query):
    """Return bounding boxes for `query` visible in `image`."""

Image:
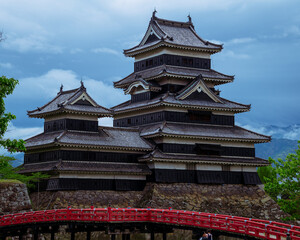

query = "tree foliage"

[0,156,48,189]
[0,76,26,152]
[261,142,300,220]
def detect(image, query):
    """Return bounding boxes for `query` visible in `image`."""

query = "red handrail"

[0,208,299,240]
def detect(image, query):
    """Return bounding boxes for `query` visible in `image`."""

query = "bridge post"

[33,227,39,240]
[51,231,55,240]
[71,232,75,240]
[122,234,130,240]
[86,231,91,240]
[163,232,167,240]
[151,232,155,240]
[18,232,23,240]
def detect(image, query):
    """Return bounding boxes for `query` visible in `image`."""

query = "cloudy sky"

[1,0,300,142]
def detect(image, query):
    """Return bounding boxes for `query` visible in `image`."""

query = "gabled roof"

[124,12,222,57]
[25,127,153,151]
[139,148,269,166]
[139,122,271,143]
[27,83,112,118]
[176,75,223,103]
[124,77,161,94]
[114,65,234,89]
[111,92,250,114]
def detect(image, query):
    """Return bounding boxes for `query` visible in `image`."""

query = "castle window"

[195,144,221,156]
[188,110,211,123]
[127,119,131,125]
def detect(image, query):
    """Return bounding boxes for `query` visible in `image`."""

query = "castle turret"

[21,83,153,191]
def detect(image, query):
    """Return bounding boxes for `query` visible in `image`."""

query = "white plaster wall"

[59,173,146,180]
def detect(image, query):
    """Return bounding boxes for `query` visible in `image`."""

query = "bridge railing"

[0,207,299,240]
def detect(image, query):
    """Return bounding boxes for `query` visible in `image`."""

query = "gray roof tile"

[124,16,222,56]
[139,122,270,142]
[114,65,233,88]
[111,93,250,113]
[139,149,269,166]
[25,127,153,150]
[19,161,151,175]
[28,86,112,118]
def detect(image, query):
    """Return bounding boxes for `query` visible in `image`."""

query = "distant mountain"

[9,153,24,167]
[239,124,299,160]
[255,138,298,160]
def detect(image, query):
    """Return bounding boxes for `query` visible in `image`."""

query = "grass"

[0,179,23,184]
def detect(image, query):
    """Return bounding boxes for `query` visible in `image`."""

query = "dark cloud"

[1,0,299,139]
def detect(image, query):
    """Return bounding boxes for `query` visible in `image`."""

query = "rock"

[0,181,32,215]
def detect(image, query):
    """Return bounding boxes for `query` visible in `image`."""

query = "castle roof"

[112,92,250,114]
[139,122,271,143]
[27,84,112,118]
[139,149,269,166]
[114,65,233,88]
[124,13,222,57]
[25,127,153,151]
[19,161,151,175]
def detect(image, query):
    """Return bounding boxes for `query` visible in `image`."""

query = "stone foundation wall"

[0,180,32,215]
[30,183,290,221]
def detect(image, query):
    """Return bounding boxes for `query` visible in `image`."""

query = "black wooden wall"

[134,54,211,72]
[113,111,234,127]
[147,169,261,185]
[44,119,98,132]
[157,143,255,157]
[24,150,142,164]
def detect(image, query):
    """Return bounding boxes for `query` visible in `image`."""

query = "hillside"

[256,138,299,160]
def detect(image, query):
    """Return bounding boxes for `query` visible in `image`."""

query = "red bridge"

[1,207,299,240]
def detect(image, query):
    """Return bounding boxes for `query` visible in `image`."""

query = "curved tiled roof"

[111,92,250,113]
[124,15,222,56]
[114,65,234,88]
[139,149,269,166]
[19,161,151,175]
[27,85,112,118]
[25,127,153,151]
[139,122,271,143]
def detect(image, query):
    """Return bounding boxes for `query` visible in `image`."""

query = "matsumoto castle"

[20,12,271,192]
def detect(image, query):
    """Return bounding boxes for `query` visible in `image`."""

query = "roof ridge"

[234,125,271,140]
[220,97,251,108]
[60,88,80,94]
[100,126,139,132]
[188,25,223,48]
[154,16,192,28]
[210,69,234,78]
[27,87,81,114]
[110,99,131,110]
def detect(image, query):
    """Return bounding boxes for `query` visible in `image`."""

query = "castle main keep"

[21,13,289,220]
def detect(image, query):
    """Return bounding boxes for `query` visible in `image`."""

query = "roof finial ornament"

[152,8,157,19]
[60,84,63,93]
[80,78,85,90]
[188,13,192,23]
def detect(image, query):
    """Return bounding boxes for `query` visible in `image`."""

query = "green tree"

[257,165,276,184]
[263,142,300,220]
[0,75,26,152]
